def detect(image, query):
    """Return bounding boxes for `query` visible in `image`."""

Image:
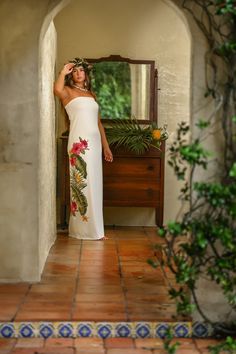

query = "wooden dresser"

[59,135,165,227]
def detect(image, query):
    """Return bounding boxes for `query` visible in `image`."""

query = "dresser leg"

[60,205,68,229]
[155,208,163,227]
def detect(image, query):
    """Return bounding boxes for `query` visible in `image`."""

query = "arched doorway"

[0,0,204,282]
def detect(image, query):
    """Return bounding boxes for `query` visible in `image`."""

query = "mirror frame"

[86,55,158,124]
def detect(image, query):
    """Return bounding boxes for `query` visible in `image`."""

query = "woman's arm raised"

[54,63,74,100]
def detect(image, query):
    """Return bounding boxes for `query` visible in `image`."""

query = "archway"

[0,0,207,283]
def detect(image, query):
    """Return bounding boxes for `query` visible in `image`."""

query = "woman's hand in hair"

[61,63,75,76]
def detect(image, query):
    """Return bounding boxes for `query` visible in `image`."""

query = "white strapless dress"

[65,96,104,240]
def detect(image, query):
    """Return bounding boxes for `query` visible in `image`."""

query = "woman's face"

[72,66,86,84]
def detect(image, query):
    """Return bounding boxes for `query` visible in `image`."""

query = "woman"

[54,58,113,241]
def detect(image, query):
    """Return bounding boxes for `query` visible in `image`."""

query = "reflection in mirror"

[91,61,151,120]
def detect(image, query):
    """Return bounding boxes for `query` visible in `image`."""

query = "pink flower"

[71,142,83,155]
[70,156,77,166]
[80,139,88,149]
[71,201,78,216]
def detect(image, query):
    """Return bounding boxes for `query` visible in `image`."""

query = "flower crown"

[69,57,93,73]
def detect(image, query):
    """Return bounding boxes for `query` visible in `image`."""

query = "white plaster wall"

[54,0,191,226]
[38,21,57,274]
[0,0,45,282]
[194,277,236,322]
[0,0,69,282]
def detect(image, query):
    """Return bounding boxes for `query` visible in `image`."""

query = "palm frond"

[71,182,88,216]
[75,155,87,178]
[105,118,156,154]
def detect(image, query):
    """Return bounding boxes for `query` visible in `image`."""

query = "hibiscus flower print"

[69,137,89,221]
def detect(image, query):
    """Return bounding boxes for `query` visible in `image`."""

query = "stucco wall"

[38,21,57,274]
[0,0,68,282]
[54,0,191,226]
[0,0,44,282]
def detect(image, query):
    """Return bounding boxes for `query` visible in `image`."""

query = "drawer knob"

[147,188,153,195]
[147,165,154,171]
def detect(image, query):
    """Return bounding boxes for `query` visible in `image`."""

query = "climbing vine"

[182,0,236,174]
[149,1,236,353]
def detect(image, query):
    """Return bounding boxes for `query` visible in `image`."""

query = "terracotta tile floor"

[0,227,227,353]
[0,226,185,323]
[0,336,226,353]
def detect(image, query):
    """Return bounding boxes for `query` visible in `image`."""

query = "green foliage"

[91,61,131,119]
[70,165,88,217]
[70,180,88,216]
[74,155,87,178]
[162,328,180,354]
[183,0,236,174]
[215,0,236,16]
[155,1,236,352]
[105,118,169,154]
[229,163,236,177]
[208,336,236,354]
[155,121,236,334]
[196,119,211,129]
[215,41,236,57]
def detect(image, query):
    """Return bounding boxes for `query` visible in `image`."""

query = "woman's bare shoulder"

[90,91,97,100]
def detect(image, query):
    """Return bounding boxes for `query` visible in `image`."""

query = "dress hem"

[68,234,104,240]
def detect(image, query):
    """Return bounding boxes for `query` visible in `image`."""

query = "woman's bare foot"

[97,236,109,240]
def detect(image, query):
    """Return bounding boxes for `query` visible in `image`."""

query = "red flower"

[71,142,83,155]
[70,156,77,166]
[80,139,88,149]
[71,201,78,216]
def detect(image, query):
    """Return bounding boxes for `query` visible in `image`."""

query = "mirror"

[86,55,158,123]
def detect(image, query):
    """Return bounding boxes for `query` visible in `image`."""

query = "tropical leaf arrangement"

[69,138,89,222]
[105,118,169,154]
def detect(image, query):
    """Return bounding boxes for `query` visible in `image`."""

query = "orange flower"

[152,129,161,140]
[82,215,89,222]
[76,173,82,183]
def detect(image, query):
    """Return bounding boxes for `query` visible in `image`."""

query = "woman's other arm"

[98,113,113,162]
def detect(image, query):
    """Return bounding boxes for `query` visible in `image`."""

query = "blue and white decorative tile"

[18,323,35,338]
[57,322,74,337]
[76,322,94,337]
[96,323,113,338]
[193,322,212,338]
[0,323,15,338]
[0,321,204,338]
[115,322,133,337]
[155,323,169,338]
[173,323,191,338]
[39,322,55,338]
[135,322,151,338]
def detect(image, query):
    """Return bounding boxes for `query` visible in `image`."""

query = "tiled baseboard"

[0,321,214,338]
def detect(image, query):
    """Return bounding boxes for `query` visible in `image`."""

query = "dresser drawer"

[103,157,161,179]
[103,180,160,206]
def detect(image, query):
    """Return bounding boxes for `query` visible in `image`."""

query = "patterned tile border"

[0,321,214,338]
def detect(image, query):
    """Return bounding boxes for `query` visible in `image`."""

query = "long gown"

[65,96,104,240]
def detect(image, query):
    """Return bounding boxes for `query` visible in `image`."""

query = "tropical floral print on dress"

[69,138,89,221]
